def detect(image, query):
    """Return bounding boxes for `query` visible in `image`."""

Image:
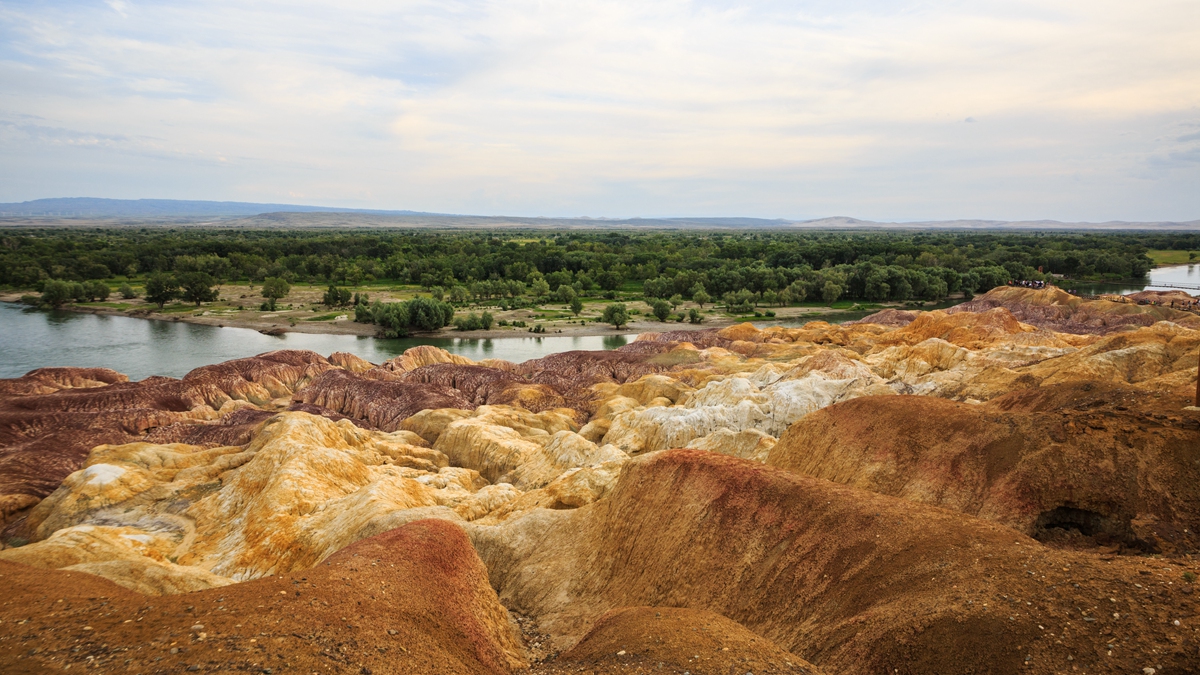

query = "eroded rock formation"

[1,287,1199,674]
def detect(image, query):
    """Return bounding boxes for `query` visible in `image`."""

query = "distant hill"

[0,198,433,218]
[0,198,1194,229]
[791,217,1200,230]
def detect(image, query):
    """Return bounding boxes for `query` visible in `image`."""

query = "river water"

[0,302,633,380]
[2,264,1196,381]
[1070,263,1200,295]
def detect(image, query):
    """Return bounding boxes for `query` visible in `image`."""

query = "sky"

[0,0,1198,222]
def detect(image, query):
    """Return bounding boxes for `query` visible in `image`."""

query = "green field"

[1147,250,1197,265]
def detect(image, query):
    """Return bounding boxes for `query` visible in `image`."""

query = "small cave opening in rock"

[1032,506,1156,553]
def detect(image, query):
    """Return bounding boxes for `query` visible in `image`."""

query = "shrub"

[651,299,671,322]
[367,297,456,337]
[323,285,352,307]
[119,283,137,299]
[455,313,483,331]
[602,303,629,328]
[688,307,703,324]
[39,280,73,307]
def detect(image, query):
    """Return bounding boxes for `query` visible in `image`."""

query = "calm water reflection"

[0,302,629,381]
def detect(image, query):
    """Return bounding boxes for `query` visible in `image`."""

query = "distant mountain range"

[0,197,432,218]
[0,198,1196,229]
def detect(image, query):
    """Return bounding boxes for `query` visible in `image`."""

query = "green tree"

[261,277,291,311]
[692,288,711,307]
[323,285,352,307]
[179,272,219,306]
[786,281,807,304]
[144,273,179,309]
[83,280,111,302]
[602,303,629,329]
[531,278,551,300]
[570,296,583,316]
[449,285,470,304]
[669,294,683,310]
[555,284,576,304]
[688,307,703,324]
[40,280,73,308]
[118,283,137,299]
[821,281,843,305]
[651,298,671,321]
[480,311,494,330]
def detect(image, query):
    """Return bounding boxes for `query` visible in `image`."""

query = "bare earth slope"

[0,518,525,674]
[474,449,1200,674]
[767,385,1200,552]
[0,286,1197,674]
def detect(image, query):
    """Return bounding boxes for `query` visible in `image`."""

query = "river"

[0,302,633,380]
[2,264,1196,381]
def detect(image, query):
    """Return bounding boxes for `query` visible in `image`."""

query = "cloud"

[0,0,1196,220]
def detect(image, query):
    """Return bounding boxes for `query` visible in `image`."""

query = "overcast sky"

[1,1,1197,221]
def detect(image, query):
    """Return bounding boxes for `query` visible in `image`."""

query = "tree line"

[1,227,1173,307]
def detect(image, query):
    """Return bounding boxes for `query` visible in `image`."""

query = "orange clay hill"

[0,286,1198,674]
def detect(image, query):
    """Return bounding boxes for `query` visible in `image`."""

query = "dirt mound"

[630,328,731,350]
[949,286,1200,334]
[0,351,341,526]
[377,344,476,373]
[767,390,1200,552]
[0,367,128,396]
[535,606,821,675]
[846,308,918,327]
[879,307,1037,348]
[473,449,1200,675]
[0,518,526,674]
[293,368,475,431]
[1127,289,1197,304]
[179,349,335,404]
[518,350,668,387]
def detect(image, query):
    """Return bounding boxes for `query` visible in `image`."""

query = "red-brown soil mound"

[0,367,129,397]
[0,351,336,525]
[534,606,821,675]
[1127,290,1197,305]
[292,368,475,431]
[949,286,1200,334]
[476,449,1200,675]
[846,308,918,327]
[0,519,525,674]
[767,386,1200,552]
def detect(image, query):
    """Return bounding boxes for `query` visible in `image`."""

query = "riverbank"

[1,282,906,341]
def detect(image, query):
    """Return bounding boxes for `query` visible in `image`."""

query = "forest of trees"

[1,228,1184,307]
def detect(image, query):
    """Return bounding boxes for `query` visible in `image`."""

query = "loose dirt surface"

[530,606,821,675]
[0,519,525,674]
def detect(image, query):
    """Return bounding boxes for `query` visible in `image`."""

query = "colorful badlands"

[1,286,1199,674]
